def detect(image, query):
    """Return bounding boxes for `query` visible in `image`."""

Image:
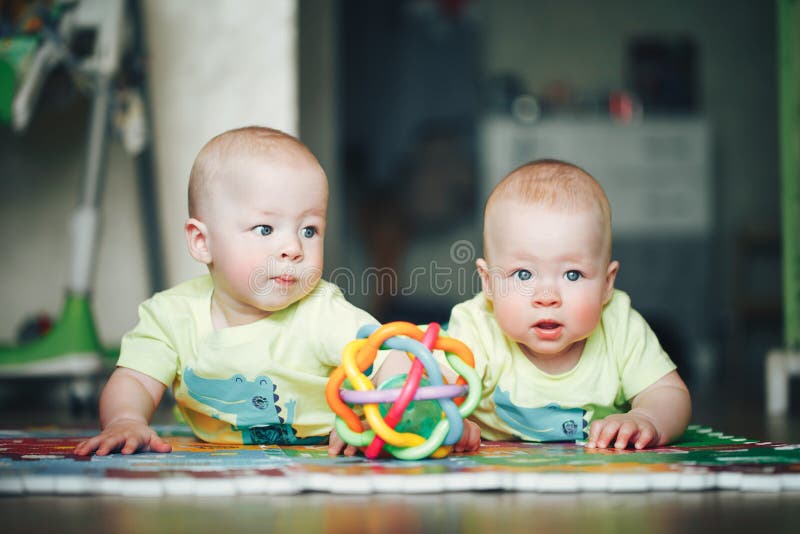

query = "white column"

[143,0,298,287]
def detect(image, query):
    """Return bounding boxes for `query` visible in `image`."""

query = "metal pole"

[69,74,111,294]
[778,0,800,349]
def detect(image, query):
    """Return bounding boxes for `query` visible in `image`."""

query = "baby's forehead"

[486,196,605,225]
[484,199,612,258]
[222,136,312,166]
[192,145,325,214]
[216,137,324,178]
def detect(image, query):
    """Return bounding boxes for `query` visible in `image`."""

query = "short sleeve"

[444,298,491,382]
[116,296,179,387]
[607,292,677,400]
[304,282,383,369]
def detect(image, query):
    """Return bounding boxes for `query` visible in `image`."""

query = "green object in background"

[0,36,39,125]
[778,0,800,349]
[0,294,104,365]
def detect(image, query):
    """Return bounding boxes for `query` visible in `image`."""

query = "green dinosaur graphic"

[183,368,324,445]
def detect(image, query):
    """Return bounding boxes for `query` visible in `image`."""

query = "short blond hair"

[484,159,612,258]
[188,126,324,217]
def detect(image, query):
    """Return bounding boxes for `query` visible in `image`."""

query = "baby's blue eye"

[564,270,581,282]
[253,225,273,236]
[515,269,533,281]
[301,226,317,239]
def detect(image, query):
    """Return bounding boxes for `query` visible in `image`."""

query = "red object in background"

[438,0,470,18]
[609,91,636,123]
[17,313,53,343]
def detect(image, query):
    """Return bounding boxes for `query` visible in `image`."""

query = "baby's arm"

[74,367,172,456]
[586,370,691,450]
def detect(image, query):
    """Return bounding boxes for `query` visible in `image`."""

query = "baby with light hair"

[445,159,691,449]
[76,126,393,455]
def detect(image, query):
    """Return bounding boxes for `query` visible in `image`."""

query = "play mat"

[1,424,799,496]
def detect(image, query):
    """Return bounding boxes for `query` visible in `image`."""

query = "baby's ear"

[476,258,493,300]
[185,218,212,264]
[603,260,620,303]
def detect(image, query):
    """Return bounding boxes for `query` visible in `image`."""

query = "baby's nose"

[533,285,560,307]
[280,236,303,261]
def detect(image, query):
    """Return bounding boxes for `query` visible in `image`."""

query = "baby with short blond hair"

[446,159,691,449]
[76,126,390,455]
[484,159,612,259]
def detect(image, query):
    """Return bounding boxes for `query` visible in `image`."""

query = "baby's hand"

[327,428,360,457]
[453,419,481,453]
[586,411,659,450]
[74,418,172,456]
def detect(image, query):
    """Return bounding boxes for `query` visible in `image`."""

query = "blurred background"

[0,0,796,432]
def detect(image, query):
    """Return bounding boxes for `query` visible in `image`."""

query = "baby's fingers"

[633,425,656,450]
[588,419,621,448]
[75,434,124,456]
[455,421,481,453]
[74,436,103,456]
[96,430,150,456]
[613,421,640,449]
[147,433,172,453]
[327,430,346,457]
[96,434,137,456]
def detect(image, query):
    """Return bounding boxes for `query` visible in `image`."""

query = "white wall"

[143,0,298,289]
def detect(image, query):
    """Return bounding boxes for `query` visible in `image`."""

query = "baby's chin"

[517,339,583,359]
[262,279,323,310]
[519,345,563,359]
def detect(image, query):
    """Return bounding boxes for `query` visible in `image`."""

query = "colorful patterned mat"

[1,425,799,495]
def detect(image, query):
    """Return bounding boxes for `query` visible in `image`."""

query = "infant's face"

[479,201,615,368]
[203,152,327,323]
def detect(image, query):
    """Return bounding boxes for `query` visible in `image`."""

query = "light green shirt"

[446,289,676,441]
[118,276,381,445]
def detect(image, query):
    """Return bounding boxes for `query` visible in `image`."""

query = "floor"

[1,370,799,533]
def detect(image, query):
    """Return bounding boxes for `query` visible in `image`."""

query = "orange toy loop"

[325,340,368,433]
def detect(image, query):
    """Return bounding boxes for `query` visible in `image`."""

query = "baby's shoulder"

[595,289,651,353]
[143,275,212,314]
[448,293,502,344]
[453,291,492,316]
[292,279,375,327]
[599,289,634,326]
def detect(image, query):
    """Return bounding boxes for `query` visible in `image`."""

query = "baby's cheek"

[571,299,603,332]
[239,258,269,292]
[493,301,525,338]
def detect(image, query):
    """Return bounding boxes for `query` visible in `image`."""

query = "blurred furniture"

[765,0,800,416]
[479,114,713,382]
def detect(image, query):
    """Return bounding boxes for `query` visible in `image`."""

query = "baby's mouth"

[533,320,563,340]
[273,274,298,285]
